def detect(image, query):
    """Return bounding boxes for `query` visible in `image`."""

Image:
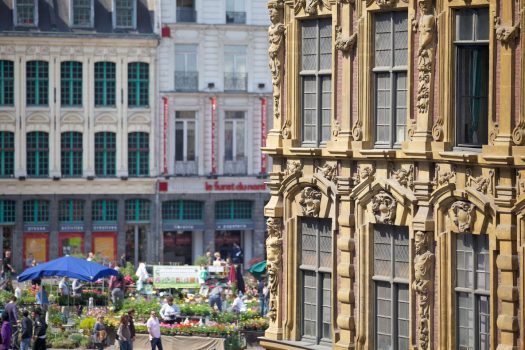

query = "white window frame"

[112,0,137,29]
[223,111,246,161]
[13,0,38,27]
[226,0,245,12]
[69,0,94,28]
[174,111,197,162]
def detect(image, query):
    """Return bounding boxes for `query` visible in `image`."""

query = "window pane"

[319,222,332,269]
[457,9,474,41]
[457,292,474,350]
[456,45,489,146]
[320,76,331,142]
[26,61,48,106]
[375,73,391,145]
[476,234,489,291]
[374,226,391,277]
[395,72,407,144]
[302,270,317,338]
[187,121,196,161]
[224,121,233,161]
[73,0,92,26]
[394,227,409,279]
[319,19,332,70]
[397,284,409,350]
[0,131,15,177]
[376,281,392,350]
[235,120,244,159]
[478,295,490,350]
[374,13,392,67]
[321,273,331,340]
[302,21,317,71]
[116,0,134,27]
[393,12,408,66]
[175,121,184,161]
[0,60,15,106]
[476,9,489,41]
[303,76,317,143]
[456,234,474,289]
[17,0,35,25]
[301,223,317,267]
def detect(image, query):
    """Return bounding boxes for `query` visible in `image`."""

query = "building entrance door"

[214,231,242,261]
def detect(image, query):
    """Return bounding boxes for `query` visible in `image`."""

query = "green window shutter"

[27,132,49,177]
[128,62,149,107]
[26,61,49,106]
[0,131,15,177]
[0,60,14,106]
[94,62,116,107]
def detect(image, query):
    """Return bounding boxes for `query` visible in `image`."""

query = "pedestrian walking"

[20,310,32,350]
[109,266,125,311]
[92,316,107,350]
[35,286,49,313]
[127,310,136,350]
[209,285,223,311]
[31,308,46,350]
[146,311,163,350]
[4,296,17,342]
[2,251,15,280]
[116,315,131,350]
[0,312,12,350]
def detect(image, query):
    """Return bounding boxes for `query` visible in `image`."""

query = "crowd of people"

[0,296,47,350]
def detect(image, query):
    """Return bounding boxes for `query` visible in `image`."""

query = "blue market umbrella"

[18,255,119,282]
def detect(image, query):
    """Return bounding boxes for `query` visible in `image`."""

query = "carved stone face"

[415,232,427,255]
[269,8,279,24]
[418,0,431,13]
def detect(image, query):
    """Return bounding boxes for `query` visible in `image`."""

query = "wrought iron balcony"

[223,156,247,175]
[176,8,197,23]
[224,72,247,92]
[175,71,198,91]
[226,11,246,24]
[174,158,198,175]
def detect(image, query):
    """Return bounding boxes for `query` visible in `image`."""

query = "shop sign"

[24,224,49,233]
[93,224,118,232]
[204,181,267,192]
[216,222,254,230]
[59,223,84,232]
[152,265,200,289]
[162,222,204,231]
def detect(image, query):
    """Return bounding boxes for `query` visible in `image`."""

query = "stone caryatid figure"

[416,0,435,115]
[413,231,434,350]
[268,1,285,120]
[265,217,283,322]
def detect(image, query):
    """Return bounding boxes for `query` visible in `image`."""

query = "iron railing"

[224,72,247,91]
[175,71,198,91]
[223,157,247,175]
[226,11,246,24]
[176,8,197,22]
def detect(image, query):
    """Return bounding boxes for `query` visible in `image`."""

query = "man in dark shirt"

[2,250,15,279]
[4,296,18,326]
[128,309,136,350]
[21,310,33,350]
[32,307,46,350]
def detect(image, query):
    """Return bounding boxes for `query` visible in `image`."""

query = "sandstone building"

[261,0,523,349]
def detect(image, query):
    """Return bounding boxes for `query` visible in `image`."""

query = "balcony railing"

[223,157,247,175]
[177,8,197,23]
[175,71,198,91]
[174,159,198,175]
[224,72,247,92]
[226,11,246,24]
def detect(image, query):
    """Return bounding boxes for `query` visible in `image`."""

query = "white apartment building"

[156,0,271,266]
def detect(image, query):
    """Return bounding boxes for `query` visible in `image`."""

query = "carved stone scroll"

[450,201,474,233]
[299,187,322,217]
[266,217,283,322]
[413,231,434,350]
[371,191,396,224]
[512,120,525,145]
[294,0,331,15]
[335,25,357,53]
[416,0,435,116]
[268,1,285,121]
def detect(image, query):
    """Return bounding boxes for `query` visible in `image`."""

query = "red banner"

[260,97,268,174]
[163,96,169,175]
[211,97,217,175]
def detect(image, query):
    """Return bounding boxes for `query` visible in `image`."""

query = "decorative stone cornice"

[466,168,494,195]
[335,25,357,53]
[372,191,396,224]
[450,201,474,233]
[299,187,322,217]
[494,17,520,45]
[413,231,434,350]
[266,217,283,322]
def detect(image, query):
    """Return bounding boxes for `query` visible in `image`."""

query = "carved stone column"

[413,231,434,350]
[265,217,283,338]
[267,0,287,146]
[413,0,435,146]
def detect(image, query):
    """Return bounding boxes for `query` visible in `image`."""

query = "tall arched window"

[128,62,149,107]
[26,132,49,177]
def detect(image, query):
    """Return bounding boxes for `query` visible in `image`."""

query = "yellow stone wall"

[261,0,524,349]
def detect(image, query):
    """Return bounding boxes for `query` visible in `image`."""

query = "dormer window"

[71,0,94,27]
[14,0,37,26]
[113,0,136,29]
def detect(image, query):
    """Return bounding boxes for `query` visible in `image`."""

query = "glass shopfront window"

[163,231,192,265]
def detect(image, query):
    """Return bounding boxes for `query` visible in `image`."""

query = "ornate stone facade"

[262,1,523,350]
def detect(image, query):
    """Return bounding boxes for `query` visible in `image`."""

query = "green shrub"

[51,339,77,349]
[79,317,96,332]
[194,255,208,266]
